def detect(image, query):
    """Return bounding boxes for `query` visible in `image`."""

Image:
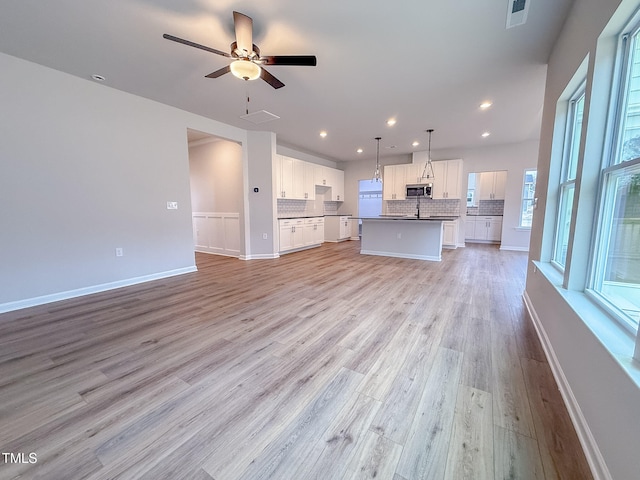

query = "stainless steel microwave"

[406,184,433,198]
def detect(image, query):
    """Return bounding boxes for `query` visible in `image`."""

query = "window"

[588,25,640,332]
[519,169,537,227]
[553,87,585,269]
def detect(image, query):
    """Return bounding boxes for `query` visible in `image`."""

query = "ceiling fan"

[163,11,317,89]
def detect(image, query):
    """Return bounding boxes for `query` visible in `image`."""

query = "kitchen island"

[358,216,455,261]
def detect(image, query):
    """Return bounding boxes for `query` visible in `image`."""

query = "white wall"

[432,140,539,251]
[189,139,242,213]
[525,1,640,479]
[0,52,247,311]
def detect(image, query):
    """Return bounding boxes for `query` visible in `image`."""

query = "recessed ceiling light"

[482,131,491,138]
[91,74,106,82]
[480,101,492,109]
[319,131,327,138]
[412,141,420,147]
[386,118,397,126]
[356,148,363,154]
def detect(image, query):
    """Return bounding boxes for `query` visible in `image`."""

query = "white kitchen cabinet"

[442,219,459,248]
[325,216,350,242]
[466,216,502,242]
[303,217,324,246]
[276,155,295,199]
[328,168,345,201]
[383,164,408,200]
[404,163,425,185]
[312,164,344,200]
[465,218,477,240]
[280,217,324,253]
[478,171,507,200]
[293,160,315,200]
[314,164,329,186]
[431,159,462,199]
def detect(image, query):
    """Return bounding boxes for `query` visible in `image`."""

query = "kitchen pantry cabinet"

[324,216,350,242]
[478,170,507,200]
[465,216,502,243]
[279,217,324,253]
[431,159,462,199]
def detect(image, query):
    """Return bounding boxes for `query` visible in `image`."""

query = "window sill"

[533,260,640,387]
[515,226,532,231]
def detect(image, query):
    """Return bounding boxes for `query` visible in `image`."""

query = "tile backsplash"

[277,199,341,218]
[385,199,461,217]
[467,200,504,215]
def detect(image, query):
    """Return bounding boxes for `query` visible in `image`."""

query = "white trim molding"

[0,266,197,314]
[523,291,613,480]
[192,212,240,258]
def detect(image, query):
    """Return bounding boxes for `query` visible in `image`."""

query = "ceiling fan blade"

[205,65,231,78]
[261,55,317,66]
[233,11,253,56]
[163,34,231,58]
[260,68,285,89]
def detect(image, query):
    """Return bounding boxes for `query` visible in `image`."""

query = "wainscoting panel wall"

[192,212,240,257]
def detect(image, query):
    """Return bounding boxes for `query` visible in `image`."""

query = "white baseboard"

[500,245,530,252]
[240,253,280,260]
[0,266,198,314]
[522,291,612,480]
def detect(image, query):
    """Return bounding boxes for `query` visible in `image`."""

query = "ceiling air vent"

[506,0,530,29]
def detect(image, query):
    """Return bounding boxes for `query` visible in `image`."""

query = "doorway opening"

[358,179,383,235]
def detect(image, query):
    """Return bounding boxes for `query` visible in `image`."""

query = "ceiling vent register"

[506,0,530,29]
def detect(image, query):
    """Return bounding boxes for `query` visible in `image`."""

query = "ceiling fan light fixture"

[230,59,261,81]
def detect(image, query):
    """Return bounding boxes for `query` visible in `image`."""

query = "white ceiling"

[0,0,573,162]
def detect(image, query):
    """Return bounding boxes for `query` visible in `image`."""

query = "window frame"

[552,85,586,271]
[518,168,537,228]
[585,21,640,334]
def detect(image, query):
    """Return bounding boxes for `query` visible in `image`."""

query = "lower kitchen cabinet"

[465,216,502,243]
[324,216,351,242]
[303,217,325,246]
[279,217,323,253]
[442,219,459,249]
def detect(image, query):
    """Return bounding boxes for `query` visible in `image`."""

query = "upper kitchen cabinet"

[314,164,330,187]
[327,168,344,201]
[431,159,462,199]
[383,164,408,200]
[313,164,344,200]
[293,160,315,200]
[478,170,507,200]
[276,155,295,199]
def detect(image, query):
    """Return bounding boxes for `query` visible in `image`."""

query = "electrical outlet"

[397,232,402,239]
[167,201,178,210]
[115,248,123,257]
[262,233,268,240]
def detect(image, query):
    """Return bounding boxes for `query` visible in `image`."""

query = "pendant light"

[373,137,383,183]
[421,129,435,179]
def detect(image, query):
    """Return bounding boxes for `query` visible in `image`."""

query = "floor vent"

[240,110,280,124]
[506,0,530,29]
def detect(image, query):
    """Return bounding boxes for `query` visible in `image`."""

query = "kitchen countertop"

[357,215,458,221]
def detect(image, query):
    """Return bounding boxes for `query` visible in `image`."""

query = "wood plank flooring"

[0,242,593,479]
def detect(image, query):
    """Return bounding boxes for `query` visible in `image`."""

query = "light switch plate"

[167,201,178,210]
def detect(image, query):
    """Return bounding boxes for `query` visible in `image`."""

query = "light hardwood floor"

[0,242,593,479]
